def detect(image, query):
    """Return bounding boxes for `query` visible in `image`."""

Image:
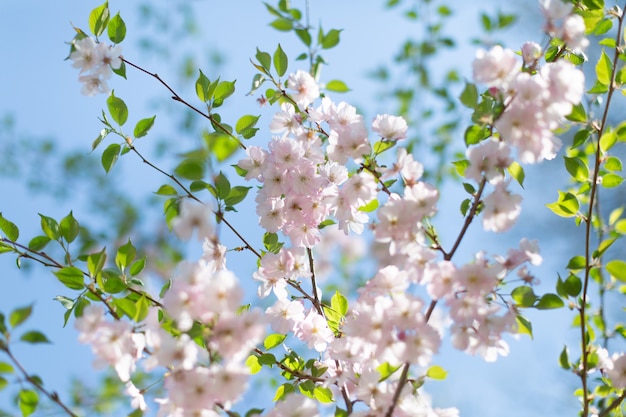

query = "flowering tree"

[0,0,625,416]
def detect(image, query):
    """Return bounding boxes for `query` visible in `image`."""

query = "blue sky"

[0,1,595,416]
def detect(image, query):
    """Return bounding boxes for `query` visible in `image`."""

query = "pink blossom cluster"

[239,91,402,245]
[472,45,584,164]
[76,238,265,415]
[69,36,123,96]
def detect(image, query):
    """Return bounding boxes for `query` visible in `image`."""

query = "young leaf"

[88,2,110,37]
[273,44,288,77]
[9,305,32,328]
[60,211,80,244]
[134,116,156,138]
[102,143,121,173]
[606,259,626,281]
[18,389,38,417]
[107,13,126,43]
[325,80,350,92]
[459,82,478,108]
[535,293,564,309]
[54,267,85,290]
[426,365,448,380]
[195,70,211,102]
[0,213,19,241]
[39,214,60,241]
[20,331,51,344]
[321,29,342,49]
[116,239,136,271]
[106,91,128,126]
[255,48,271,71]
[595,49,612,86]
[264,333,286,350]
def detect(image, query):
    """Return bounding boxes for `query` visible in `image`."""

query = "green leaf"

[464,125,490,146]
[452,159,469,177]
[321,29,342,49]
[600,130,617,152]
[174,159,204,180]
[0,362,13,374]
[258,353,276,366]
[255,48,271,71]
[114,297,136,319]
[116,239,136,271]
[426,365,448,380]
[313,386,334,403]
[212,80,236,108]
[129,258,146,276]
[459,82,478,108]
[155,184,178,196]
[245,354,262,374]
[331,290,348,316]
[0,376,8,391]
[101,271,126,293]
[604,156,622,172]
[270,18,293,31]
[564,156,589,182]
[53,295,74,310]
[195,70,211,102]
[18,389,38,417]
[566,255,586,271]
[546,191,579,218]
[102,143,121,173]
[516,314,533,338]
[511,286,537,308]
[325,80,350,92]
[27,236,50,251]
[295,28,312,46]
[273,383,295,401]
[595,50,612,86]
[214,172,231,199]
[566,102,587,123]
[88,2,110,37]
[20,331,51,344]
[358,199,379,212]
[273,44,288,77]
[134,116,156,138]
[87,248,107,278]
[236,114,261,136]
[54,267,85,290]
[507,161,525,188]
[60,211,80,244]
[559,345,570,369]
[264,333,286,350]
[376,362,401,382]
[601,173,623,188]
[0,213,19,241]
[107,13,126,43]
[224,186,252,207]
[606,260,626,281]
[106,91,128,126]
[38,214,60,241]
[9,305,32,328]
[535,293,565,309]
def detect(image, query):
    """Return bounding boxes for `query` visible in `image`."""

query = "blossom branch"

[385,176,487,417]
[0,344,79,417]
[127,143,262,259]
[306,248,324,316]
[0,238,120,320]
[122,58,246,150]
[580,8,625,416]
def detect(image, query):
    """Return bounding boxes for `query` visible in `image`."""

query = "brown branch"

[122,58,245,150]
[1,345,79,417]
[580,9,625,416]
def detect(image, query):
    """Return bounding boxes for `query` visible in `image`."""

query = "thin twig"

[1,346,79,417]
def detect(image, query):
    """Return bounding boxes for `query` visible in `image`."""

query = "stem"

[128,144,262,260]
[384,178,487,416]
[122,58,245,150]
[0,238,120,320]
[1,346,79,417]
[580,9,625,416]
[306,248,324,316]
[598,392,626,417]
